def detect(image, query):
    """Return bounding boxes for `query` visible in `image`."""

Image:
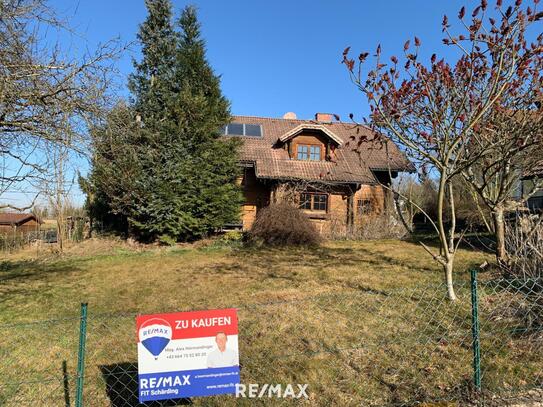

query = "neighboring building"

[0,213,42,235]
[224,113,413,235]
[520,160,543,212]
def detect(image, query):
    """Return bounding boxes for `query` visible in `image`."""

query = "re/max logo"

[140,375,190,389]
[141,327,170,336]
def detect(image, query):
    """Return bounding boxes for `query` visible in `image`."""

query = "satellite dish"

[282,112,297,120]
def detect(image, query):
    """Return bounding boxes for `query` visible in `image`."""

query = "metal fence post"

[470,269,482,391]
[75,303,88,407]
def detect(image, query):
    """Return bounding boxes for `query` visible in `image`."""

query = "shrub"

[0,234,26,252]
[247,203,321,246]
[504,214,543,279]
[501,214,543,333]
[221,230,243,242]
[353,214,409,240]
[211,230,244,248]
[157,234,177,246]
[326,208,409,240]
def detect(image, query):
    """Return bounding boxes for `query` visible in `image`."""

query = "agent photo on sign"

[206,332,239,368]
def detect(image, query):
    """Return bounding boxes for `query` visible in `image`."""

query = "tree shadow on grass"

[62,360,71,407]
[99,363,191,407]
[406,233,495,254]
[0,260,82,303]
[228,244,438,277]
[227,245,361,270]
[0,259,80,283]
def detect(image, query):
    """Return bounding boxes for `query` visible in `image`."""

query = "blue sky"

[7,0,524,207]
[51,0,475,120]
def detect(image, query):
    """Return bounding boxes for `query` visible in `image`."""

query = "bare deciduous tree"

[462,108,543,265]
[0,0,123,210]
[343,0,542,300]
[505,212,543,279]
[40,140,72,252]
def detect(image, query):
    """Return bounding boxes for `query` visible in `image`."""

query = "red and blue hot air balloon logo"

[139,318,172,359]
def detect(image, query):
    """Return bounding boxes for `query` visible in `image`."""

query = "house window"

[297,145,309,160]
[300,193,328,211]
[300,193,311,209]
[309,145,321,161]
[296,144,321,161]
[357,198,373,215]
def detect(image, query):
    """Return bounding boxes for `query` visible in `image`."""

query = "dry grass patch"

[4,238,538,406]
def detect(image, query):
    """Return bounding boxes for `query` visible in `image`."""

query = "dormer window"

[297,144,321,161]
[279,124,341,162]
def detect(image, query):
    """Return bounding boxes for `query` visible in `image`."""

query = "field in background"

[1,239,541,406]
[41,219,58,229]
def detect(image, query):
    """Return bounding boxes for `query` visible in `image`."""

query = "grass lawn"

[0,238,486,320]
[0,238,540,406]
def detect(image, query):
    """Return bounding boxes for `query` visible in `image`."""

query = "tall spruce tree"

[82,102,142,235]
[128,0,178,126]
[127,3,242,241]
[84,0,178,237]
[85,1,242,241]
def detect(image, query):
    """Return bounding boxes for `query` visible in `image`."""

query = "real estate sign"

[136,308,240,402]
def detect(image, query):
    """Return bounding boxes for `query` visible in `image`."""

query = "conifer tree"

[87,2,242,241]
[128,0,178,127]
[130,5,242,241]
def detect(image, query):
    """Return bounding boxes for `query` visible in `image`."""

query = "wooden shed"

[0,213,43,235]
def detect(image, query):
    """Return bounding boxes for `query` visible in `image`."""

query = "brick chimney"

[315,112,333,123]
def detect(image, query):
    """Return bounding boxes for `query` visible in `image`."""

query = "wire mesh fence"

[0,274,542,406]
[0,317,80,406]
[477,277,543,404]
[0,229,61,253]
[1,219,86,253]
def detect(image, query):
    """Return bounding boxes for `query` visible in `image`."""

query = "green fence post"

[470,269,482,391]
[75,303,88,407]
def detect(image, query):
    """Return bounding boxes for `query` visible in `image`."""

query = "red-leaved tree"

[343,0,542,300]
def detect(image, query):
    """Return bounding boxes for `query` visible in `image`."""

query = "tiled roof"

[230,115,413,184]
[0,213,41,226]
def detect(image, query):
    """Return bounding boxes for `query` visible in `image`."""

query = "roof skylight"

[222,123,263,138]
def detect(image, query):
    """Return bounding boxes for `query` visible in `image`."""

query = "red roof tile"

[0,213,41,226]
[230,115,413,184]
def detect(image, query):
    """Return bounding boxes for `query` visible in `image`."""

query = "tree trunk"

[346,192,354,236]
[393,192,414,233]
[57,216,64,252]
[444,258,457,301]
[492,206,507,265]
[437,175,457,301]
